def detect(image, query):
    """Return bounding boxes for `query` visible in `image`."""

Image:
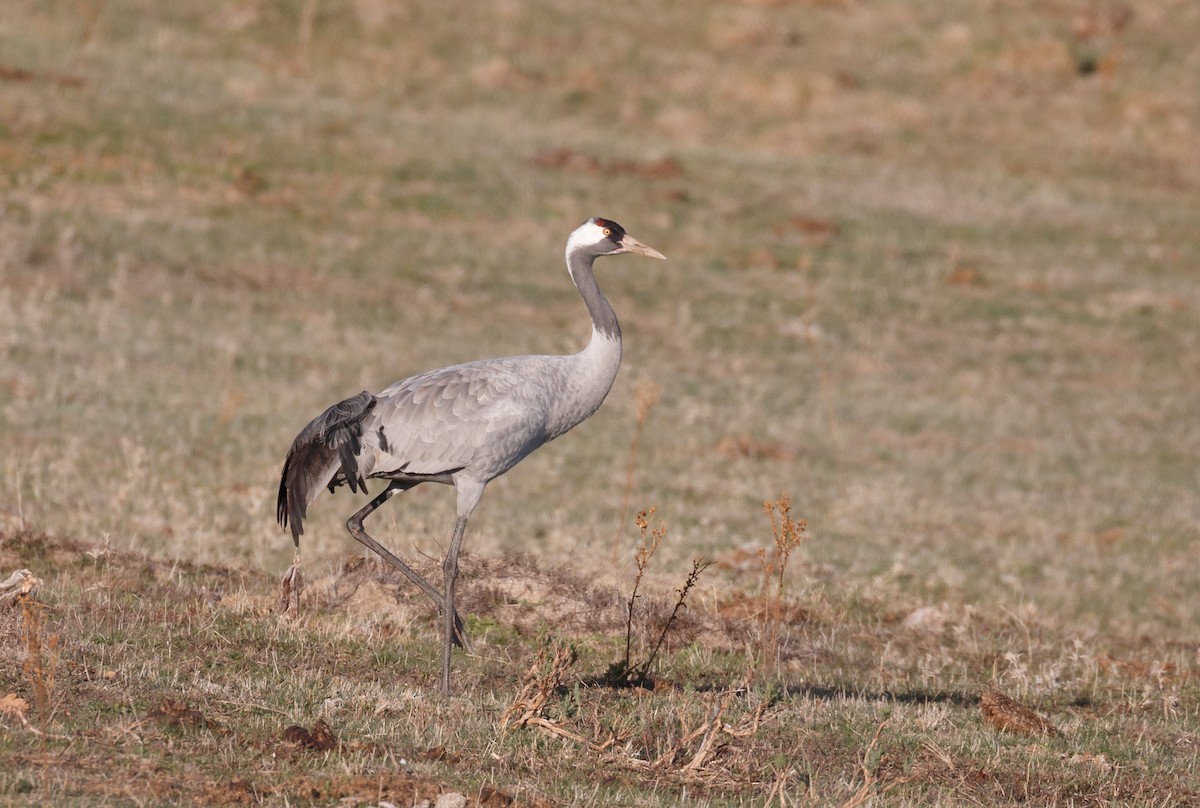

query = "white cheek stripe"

[565,222,609,256]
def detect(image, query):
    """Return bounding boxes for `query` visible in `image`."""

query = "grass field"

[2,0,1199,804]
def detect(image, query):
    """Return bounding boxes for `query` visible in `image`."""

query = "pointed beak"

[619,234,667,260]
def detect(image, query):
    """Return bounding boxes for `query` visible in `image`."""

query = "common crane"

[276,217,666,696]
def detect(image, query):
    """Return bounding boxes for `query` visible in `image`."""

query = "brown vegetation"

[2,527,1199,805]
[2,0,1199,803]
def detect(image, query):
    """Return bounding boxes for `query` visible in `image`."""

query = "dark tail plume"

[276,390,377,545]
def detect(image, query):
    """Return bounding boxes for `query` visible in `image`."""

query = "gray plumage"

[275,217,666,696]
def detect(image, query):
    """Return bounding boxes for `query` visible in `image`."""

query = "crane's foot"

[278,554,304,615]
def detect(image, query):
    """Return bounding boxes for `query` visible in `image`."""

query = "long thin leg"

[346,481,468,649]
[441,515,469,698]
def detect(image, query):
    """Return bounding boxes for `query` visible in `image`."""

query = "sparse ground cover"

[2,0,1199,804]
[3,526,1199,806]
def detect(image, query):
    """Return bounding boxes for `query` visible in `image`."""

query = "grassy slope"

[1,0,1199,804]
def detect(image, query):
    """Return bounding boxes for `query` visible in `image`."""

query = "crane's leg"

[441,515,469,698]
[346,481,469,649]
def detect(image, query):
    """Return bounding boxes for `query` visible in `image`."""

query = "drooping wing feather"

[276,390,376,544]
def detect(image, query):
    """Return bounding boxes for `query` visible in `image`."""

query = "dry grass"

[2,0,1199,803]
[3,526,1199,805]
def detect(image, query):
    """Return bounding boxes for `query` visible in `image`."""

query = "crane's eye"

[602,227,612,237]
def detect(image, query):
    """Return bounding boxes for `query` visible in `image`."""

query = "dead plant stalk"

[615,508,664,681]
[634,556,711,684]
[20,597,59,721]
[500,639,577,731]
[760,493,808,665]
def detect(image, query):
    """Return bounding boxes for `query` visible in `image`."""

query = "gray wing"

[366,358,558,482]
[276,390,376,544]
[277,357,563,545]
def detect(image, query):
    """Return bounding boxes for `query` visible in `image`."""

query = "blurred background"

[1,0,1198,638]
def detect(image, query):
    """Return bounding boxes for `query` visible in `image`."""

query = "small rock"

[435,793,468,808]
[903,605,947,632]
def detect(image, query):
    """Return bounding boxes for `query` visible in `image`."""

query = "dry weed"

[681,690,736,773]
[500,638,578,732]
[0,690,63,739]
[759,493,809,666]
[608,510,710,687]
[634,557,712,684]
[608,508,665,685]
[839,719,912,808]
[624,686,770,778]
[20,596,58,720]
[499,639,651,754]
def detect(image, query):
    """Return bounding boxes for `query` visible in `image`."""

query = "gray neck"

[568,250,621,341]
[541,247,622,441]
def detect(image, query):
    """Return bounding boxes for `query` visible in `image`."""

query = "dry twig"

[632,556,712,684]
[500,639,577,731]
[682,691,734,772]
[764,764,795,807]
[521,716,590,745]
[664,688,770,774]
[840,719,911,808]
[499,642,626,752]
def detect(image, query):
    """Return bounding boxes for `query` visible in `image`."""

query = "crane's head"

[567,217,667,262]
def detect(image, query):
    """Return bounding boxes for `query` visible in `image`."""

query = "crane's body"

[276,218,665,696]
